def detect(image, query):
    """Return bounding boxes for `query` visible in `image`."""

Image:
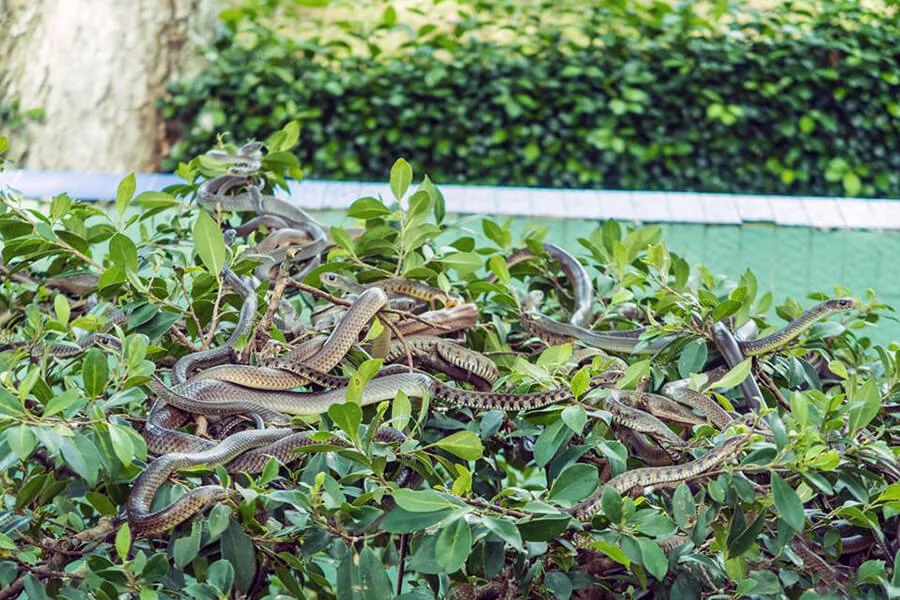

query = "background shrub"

[161,0,900,197]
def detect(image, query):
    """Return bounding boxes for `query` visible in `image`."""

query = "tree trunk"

[0,0,219,172]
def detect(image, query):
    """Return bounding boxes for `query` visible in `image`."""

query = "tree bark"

[0,0,219,172]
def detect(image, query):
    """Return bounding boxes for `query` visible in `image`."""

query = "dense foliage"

[2,129,900,599]
[162,1,900,197]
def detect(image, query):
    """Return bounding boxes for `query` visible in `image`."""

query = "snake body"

[321,272,463,307]
[493,243,594,327]
[569,435,747,520]
[522,310,675,355]
[737,298,856,356]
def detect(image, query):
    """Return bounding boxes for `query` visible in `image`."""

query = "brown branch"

[381,317,414,372]
[204,273,227,351]
[169,326,201,353]
[176,273,205,338]
[245,262,291,362]
[756,367,790,411]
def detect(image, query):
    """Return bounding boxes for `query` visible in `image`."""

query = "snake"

[712,320,765,411]
[198,173,321,230]
[522,298,856,358]
[128,425,411,535]
[382,335,500,386]
[600,391,689,456]
[521,309,677,354]
[106,167,859,552]
[320,272,464,308]
[568,435,748,520]
[187,287,389,390]
[490,243,594,328]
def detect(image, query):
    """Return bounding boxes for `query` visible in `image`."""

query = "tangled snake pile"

[31,145,862,594]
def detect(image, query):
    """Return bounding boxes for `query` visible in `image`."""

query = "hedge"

[2,131,899,598]
[161,2,900,197]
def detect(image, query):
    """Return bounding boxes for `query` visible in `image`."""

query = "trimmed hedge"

[161,2,900,197]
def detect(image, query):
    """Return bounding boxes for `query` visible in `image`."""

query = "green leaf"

[116,173,136,217]
[207,505,232,541]
[544,571,573,600]
[790,391,809,428]
[115,522,131,562]
[488,255,511,287]
[677,339,708,378]
[193,210,226,276]
[570,367,591,398]
[708,358,753,392]
[0,533,16,550]
[435,518,471,573]
[60,434,100,484]
[619,359,651,389]
[672,484,696,529]
[637,538,668,580]
[533,420,570,468]
[347,197,392,219]
[381,507,454,533]
[221,520,257,593]
[561,404,587,435]
[848,377,881,436]
[108,422,136,466]
[439,251,482,275]
[537,343,573,370]
[392,389,411,431]
[109,233,138,274]
[53,294,70,325]
[482,517,523,551]
[173,520,202,568]
[359,546,392,600]
[328,401,362,440]
[842,171,861,196]
[82,348,109,398]
[346,358,382,406]
[591,540,630,567]
[392,489,461,513]
[601,487,623,523]
[390,158,413,200]
[548,463,599,503]
[207,559,235,595]
[771,472,805,533]
[6,424,36,460]
[434,430,483,460]
[727,510,767,558]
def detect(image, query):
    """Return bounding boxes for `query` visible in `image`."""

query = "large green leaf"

[193,210,226,275]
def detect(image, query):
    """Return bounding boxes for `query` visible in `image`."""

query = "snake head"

[827,297,857,312]
[320,272,342,287]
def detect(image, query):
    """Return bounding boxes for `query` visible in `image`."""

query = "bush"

[162,1,900,197]
[1,129,899,598]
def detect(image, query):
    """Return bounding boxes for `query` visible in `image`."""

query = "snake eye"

[832,297,856,310]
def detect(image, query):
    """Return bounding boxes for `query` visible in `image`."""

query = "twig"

[169,326,201,353]
[396,533,408,596]
[176,273,205,338]
[204,273,227,351]
[245,260,291,362]
[465,497,528,519]
[381,317,414,372]
[0,579,24,600]
[756,367,790,411]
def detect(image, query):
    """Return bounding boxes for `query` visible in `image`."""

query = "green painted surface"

[313,209,899,344]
